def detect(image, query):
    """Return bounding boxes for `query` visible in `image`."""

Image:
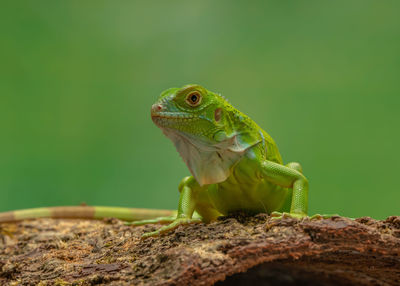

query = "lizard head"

[151,84,226,145]
[151,84,261,185]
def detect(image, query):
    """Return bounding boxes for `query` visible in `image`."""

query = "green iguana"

[0,84,331,238]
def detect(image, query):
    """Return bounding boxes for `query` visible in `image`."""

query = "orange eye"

[186,92,202,106]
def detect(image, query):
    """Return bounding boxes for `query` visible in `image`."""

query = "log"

[0,214,399,285]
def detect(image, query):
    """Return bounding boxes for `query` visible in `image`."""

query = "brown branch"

[1,214,399,285]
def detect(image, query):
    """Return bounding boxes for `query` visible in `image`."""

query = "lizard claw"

[125,216,176,226]
[270,211,283,218]
[310,213,340,220]
[270,211,307,220]
[141,218,202,239]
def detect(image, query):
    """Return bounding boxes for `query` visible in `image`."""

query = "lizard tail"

[0,206,176,223]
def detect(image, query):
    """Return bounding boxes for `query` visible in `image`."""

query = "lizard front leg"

[259,160,308,219]
[141,176,203,239]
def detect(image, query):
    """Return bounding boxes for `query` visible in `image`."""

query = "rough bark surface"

[0,214,399,285]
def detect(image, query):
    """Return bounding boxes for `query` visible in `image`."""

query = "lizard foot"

[141,218,202,239]
[125,216,176,226]
[310,213,340,220]
[270,211,307,220]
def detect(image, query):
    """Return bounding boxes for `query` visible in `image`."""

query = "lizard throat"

[157,127,249,186]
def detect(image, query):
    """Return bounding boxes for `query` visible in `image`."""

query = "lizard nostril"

[151,104,163,113]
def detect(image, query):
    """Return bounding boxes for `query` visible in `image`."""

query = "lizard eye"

[186,91,202,106]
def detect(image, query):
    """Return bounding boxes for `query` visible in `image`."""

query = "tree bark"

[1,214,399,285]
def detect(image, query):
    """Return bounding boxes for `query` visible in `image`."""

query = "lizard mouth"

[151,112,195,120]
[151,113,196,128]
[151,113,194,119]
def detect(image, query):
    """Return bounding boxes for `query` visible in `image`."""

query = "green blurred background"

[1,1,399,219]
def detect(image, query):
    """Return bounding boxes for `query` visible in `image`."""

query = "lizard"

[129,84,333,238]
[0,84,330,238]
